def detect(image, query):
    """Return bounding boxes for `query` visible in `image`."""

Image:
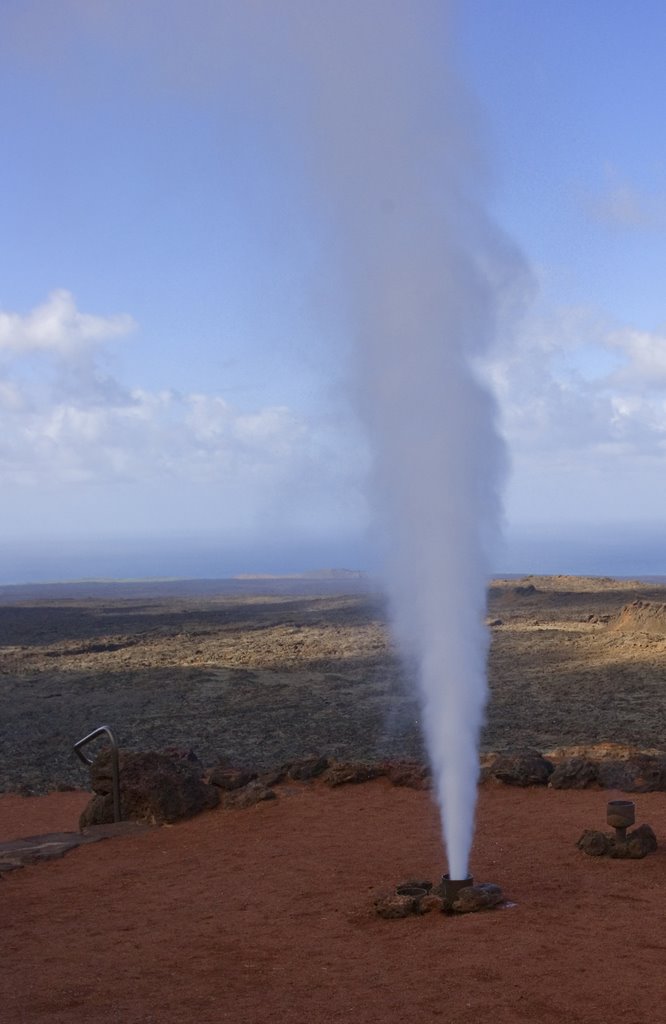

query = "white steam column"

[265,1,522,879]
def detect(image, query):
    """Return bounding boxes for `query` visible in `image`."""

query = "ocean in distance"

[0,524,664,588]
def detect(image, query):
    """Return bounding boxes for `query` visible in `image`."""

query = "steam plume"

[275,0,515,878]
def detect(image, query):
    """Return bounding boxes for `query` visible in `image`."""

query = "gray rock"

[208,765,258,791]
[576,829,610,856]
[450,883,504,914]
[223,780,276,809]
[415,893,444,914]
[596,756,666,792]
[374,891,416,919]
[287,756,329,781]
[490,750,554,786]
[549,757,598,789]
[81,749,219,827]
[617,824,658,859]
[324,761,386,787]
[578,825,657,859]
[386,761,430,789]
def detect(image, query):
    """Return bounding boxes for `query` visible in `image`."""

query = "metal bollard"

[73,725,122,823]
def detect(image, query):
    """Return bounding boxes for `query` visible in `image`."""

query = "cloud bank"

[484,301,666,524]
[0,292,364,542]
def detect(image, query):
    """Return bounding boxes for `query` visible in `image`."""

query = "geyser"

[249,1,524,880]
[278,2,520,880]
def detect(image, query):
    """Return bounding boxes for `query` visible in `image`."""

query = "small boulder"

[324,762,386,787]
[161,747,204,776]
[208,765,258,791]
[386,761,430,789]
[626,824,658,858]
[374,891,416,919]
[223,780,276,809]
[596,755,666,792]
[288,756,329,781]
[489,750,554,786]
[450,883,504,914]
[549,757,598,790]
[416,893,444,914]
[258,765,291,787]
[81,748,219,828]
[576,830,610,857]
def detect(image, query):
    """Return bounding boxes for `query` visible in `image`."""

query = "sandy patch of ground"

[2,781,665,1024]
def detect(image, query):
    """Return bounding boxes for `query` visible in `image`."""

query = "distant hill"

[233,568,367,580]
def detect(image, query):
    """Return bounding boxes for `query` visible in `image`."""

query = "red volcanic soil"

[2,782,665,1024]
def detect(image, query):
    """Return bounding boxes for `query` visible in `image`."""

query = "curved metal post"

[74,725,121,823]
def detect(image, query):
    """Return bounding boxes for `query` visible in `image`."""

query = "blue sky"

[1,1,666,579]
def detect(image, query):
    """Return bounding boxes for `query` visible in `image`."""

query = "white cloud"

[0,289,135,356]
[477,305,666,527]
[0,291,367,541]
[485,305,666,459]
[586,167,666,231]
[605,327,666,389]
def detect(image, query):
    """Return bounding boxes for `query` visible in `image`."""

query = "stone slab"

[0,822,155,875]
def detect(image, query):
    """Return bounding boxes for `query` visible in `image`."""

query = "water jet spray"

[266,0,525,887]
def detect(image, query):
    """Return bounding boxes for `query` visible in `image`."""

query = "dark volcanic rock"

[549,757,598,790]
[489,750,554,786]
[258,765,290,787]
[287,756,330,781]
[79,794,109,828]
[81,749,219,828]
[576,829,610,856]
[223,780,276,809]
[415,893,444,914]
[450,883,504,914]
[577,824,657,859]
[386,761,430,789]
[323,761,386,787]
[161,747,204,776]
[208,765,258,791]
[596,755,666,792]
[627,824,658,857]
[374,891,416,919]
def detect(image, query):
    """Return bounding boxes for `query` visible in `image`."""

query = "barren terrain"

[3,574,666,1024]
[1,574,665,792]
[2,782,666,1024]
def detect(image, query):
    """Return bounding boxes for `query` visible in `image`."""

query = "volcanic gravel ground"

[1,575,665,793]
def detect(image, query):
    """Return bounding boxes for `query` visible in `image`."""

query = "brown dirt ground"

[2,574,666,792]
[2,781,665,1024]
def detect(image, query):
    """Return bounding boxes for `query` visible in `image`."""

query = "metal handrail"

[74,725,122,823]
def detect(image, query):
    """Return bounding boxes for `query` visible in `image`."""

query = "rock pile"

[76,742,666,834]
[547,752,666,792]
[577,824,658,860]
[374,879,505,919]
[480,748,666,793]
